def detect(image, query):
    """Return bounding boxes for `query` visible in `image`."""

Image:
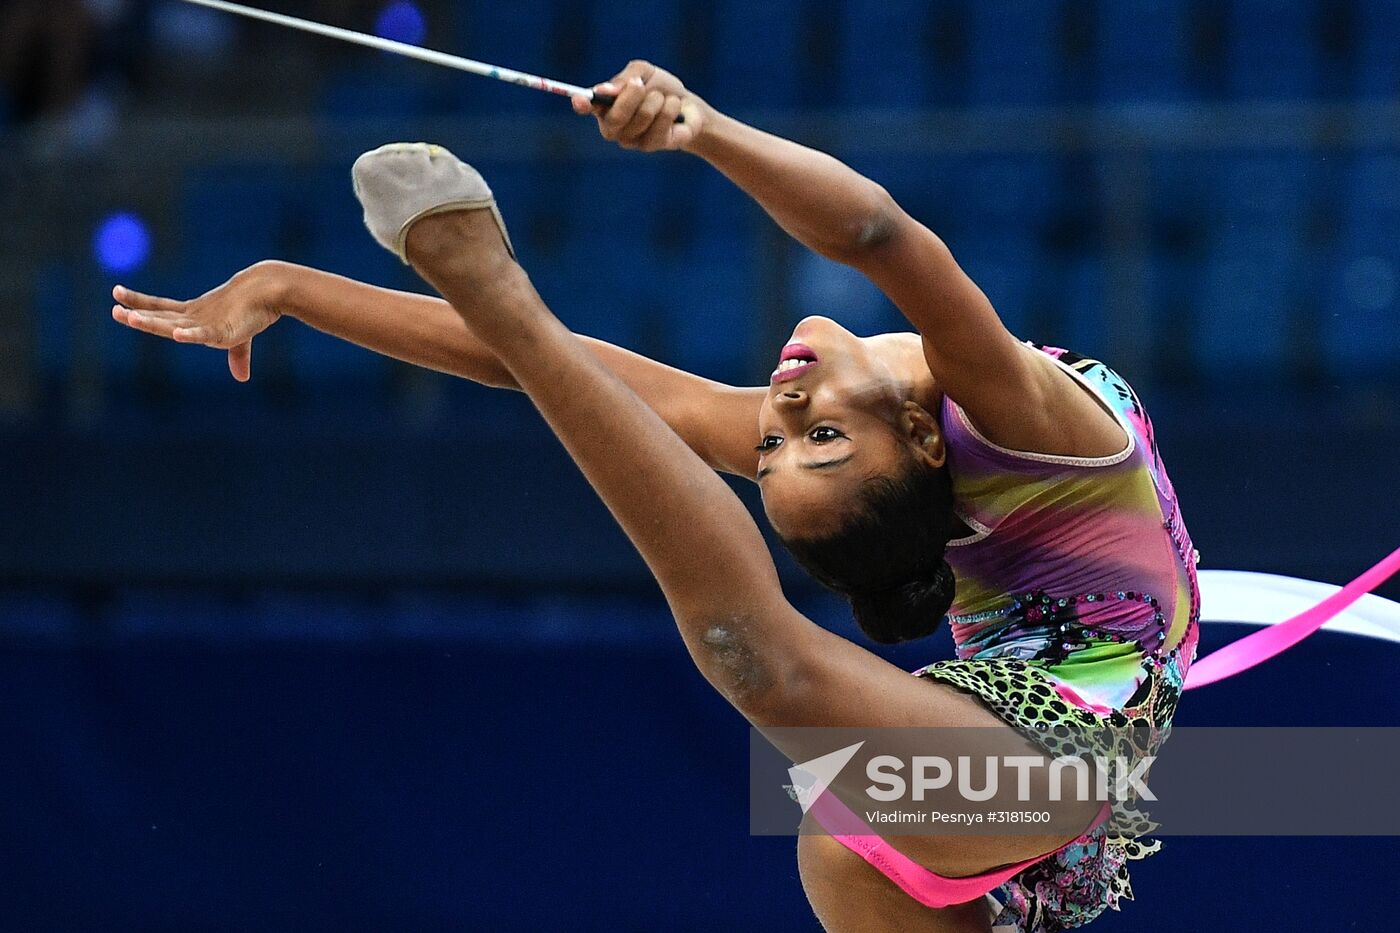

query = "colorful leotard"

[827,343,1200,932]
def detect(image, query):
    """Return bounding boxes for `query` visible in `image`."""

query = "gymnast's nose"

[774,389,808,411]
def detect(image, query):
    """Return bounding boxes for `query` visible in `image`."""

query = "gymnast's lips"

[772,344,819,383]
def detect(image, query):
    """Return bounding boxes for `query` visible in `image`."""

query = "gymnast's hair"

[778,456,957,644]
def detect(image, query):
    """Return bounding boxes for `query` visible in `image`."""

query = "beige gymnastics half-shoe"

[351,142,516,264]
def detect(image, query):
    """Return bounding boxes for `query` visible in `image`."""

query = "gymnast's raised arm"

[110,263,766,477]
[576,61,1124,459]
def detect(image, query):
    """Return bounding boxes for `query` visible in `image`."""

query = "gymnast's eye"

[808,426,845,444]
[755,435,783,453]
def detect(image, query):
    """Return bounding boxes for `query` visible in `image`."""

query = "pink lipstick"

[771,343,819,383]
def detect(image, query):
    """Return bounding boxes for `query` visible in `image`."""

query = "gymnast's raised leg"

[353,142,1101,931]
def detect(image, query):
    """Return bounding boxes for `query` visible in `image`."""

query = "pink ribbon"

[1185,545,1400,690]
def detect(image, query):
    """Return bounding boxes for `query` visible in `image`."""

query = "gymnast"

[113,61,1200,932]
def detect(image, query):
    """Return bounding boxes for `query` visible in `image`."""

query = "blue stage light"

[374,2,427,47]
[94,212,152,274]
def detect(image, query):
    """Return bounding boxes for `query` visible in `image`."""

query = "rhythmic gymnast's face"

[756,316,946,541]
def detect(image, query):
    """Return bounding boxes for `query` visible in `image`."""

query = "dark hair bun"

[848,560,956,644]
[776,460,958,645]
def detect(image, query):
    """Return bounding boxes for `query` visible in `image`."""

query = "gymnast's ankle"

[405,210,519,286]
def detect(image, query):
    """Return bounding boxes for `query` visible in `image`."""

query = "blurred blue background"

[1,0,1398,929]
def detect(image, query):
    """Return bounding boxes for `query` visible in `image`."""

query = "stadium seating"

[660,236,761,383]
[1322,151,1400,377]
[966,0,1064,104]
[1096,0,1193,103]
[1195,225,1301,379]
[1193,153,1316,379]
[453,0,564,112]
[1049,253,1111,359]
[836,0,935,108]
[581,0,685,90]
[21,0,1400,421]
[288,166,400,390]
[1355,0,1400,98]
[946,231,1038,339]
[320,64,440,122]
[33,263,77,388]
[1226,0,1322,99]
[174,164,297,389]
[709,0,803,109]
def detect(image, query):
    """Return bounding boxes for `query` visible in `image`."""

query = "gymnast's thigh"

[796,833,992,933]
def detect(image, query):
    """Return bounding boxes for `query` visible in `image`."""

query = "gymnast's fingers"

[669,98,705,151]
[228,341,253,383]
[600,76,646,137]
[638,95,683,152]
[611,59,657,89]
[172,324,216,345]
[113,284,187,314]
[113,305,186,340]
[619,88,666,144]
[117,305,192,322]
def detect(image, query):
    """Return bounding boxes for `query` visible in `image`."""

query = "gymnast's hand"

[570,60,708,152]
[111,261,285,382]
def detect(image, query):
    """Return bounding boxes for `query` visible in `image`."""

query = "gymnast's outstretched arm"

[576,62,1125,459]
[111,264,766,477]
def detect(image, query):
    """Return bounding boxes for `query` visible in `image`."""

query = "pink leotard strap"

[1185,545,1400,690]
[809,792,1111,909]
